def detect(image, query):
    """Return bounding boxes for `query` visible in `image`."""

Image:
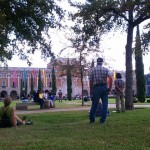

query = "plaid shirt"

[114,79,125,94]
[89,65,112,86]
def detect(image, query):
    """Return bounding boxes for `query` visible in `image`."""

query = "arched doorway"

[83,89,88,96]
[1,91,7,98]
[83,89,90,101]
[10,90,18,100]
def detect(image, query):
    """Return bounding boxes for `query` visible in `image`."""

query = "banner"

[42,69,46,87]
[113,71,116,80]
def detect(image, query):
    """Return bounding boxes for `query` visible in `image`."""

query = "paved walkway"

[16,104,150,115]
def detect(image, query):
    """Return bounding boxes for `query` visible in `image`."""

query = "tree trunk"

[81,66,84,106]
[125,24,134,110]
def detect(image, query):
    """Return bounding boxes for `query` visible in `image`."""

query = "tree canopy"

[0,0,64,65]
[70,0,150,109]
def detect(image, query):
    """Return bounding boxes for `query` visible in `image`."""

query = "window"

[2,81,6,87]
[49,81,52,87]
[4,73,6,78]
[12,81,16,88]
[9,73,12,78]
[49,74,51,78]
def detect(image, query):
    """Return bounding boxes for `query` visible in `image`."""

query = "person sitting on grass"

[0,96,25,128]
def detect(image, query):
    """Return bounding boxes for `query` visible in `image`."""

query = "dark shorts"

[17,121,23,126]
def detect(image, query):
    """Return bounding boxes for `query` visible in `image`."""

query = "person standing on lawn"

[114,72,125,112]
[58,90,63,103]
[89,57,112,124]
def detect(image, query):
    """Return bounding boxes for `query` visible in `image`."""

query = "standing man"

[89,58,112,124]
[58,90,63,103]
[114,73,125,112]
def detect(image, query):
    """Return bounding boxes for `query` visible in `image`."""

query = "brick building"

[0,57,140,99]
[0,58,90,99]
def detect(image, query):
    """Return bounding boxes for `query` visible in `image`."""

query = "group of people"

[89,57,125,124]
[0,89,57,128]
[0,57,125,128]
[33,90,55,109]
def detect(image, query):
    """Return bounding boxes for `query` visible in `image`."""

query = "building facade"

[0,60,90,99]
[0,57,142,99]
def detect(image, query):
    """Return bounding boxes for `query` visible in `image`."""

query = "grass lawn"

[0,98,115,106]
[0,107,150,150]
[0,100,92,109]
[0,98,150,110]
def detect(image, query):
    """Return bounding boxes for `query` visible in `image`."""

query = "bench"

[147,99,150,103]
[16,102,40,110]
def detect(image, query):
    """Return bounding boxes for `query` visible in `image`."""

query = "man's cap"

[97,58,103,63]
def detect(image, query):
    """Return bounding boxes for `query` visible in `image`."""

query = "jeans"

[34,98,44,109]
[115,94,125,111]
[89,85,108,123]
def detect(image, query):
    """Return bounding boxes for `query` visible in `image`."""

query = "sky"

[7,0,150,74]
[7,30,150,74]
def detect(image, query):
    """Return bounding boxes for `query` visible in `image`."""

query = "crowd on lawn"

[32,90,56,109]
[0,89,62,128]
[0,57,127,128]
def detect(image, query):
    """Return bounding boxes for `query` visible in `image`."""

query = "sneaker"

[25,122,33,125]
[107,112,111,116]
[25,120,33,125]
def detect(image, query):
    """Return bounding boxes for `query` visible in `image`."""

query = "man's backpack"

[0,108,12,128]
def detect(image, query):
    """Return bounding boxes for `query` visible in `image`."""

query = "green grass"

[0,98,150,109]
[0,108,150,150]
[0,100,92,109]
